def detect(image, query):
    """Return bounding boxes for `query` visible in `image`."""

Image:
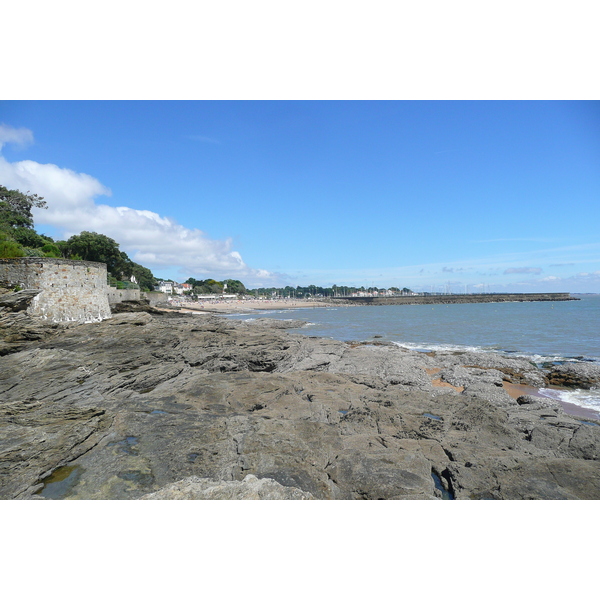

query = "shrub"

[23,247,45,257]
[0,239,26,258]
[41,243,61,258]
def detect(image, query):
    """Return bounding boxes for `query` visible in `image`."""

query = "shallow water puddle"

[117,470,154,486]
[431,471,454,500]
[107,436,139,455]
[36,465,84,499]
[423,412,442,421]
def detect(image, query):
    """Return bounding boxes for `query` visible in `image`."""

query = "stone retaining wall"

[0,258,111,323]
[143,291,168,306]
[107,287,141,304]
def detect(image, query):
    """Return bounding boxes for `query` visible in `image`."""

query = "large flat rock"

[2,305,599,500]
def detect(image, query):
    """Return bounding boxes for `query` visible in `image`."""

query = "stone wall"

[107,287,141,304]
[143,291,168,306]
[0,258,111,323]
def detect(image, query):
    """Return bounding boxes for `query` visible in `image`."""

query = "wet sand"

[503,382,600,421]
[425,368,465,393]
[423,367,599,421]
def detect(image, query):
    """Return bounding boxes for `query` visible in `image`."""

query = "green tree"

[130,263,157,291]
[54,240,76,259]
[0,185,47,230]
[203,279,223,293]
[63,231,125,276]
[10,227,48,248]
[223,279,246,294]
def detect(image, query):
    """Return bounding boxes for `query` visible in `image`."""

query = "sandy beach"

[172,298,333,314]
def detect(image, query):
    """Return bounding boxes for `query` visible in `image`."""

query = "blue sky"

[1,100,599,292]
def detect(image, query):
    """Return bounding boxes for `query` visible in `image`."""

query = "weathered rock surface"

[0,289,63,356]
[546,363,600,389]
[0,288,42,313]
[1,291,600,500]
[247,318,310,330]
[110,299,165,315]
[141,474,314,499]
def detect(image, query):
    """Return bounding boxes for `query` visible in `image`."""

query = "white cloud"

[510,271,600,292]
[504,267,543,275]
[1,157,111,209]
[0,153,278,286]
[0,124,34,151]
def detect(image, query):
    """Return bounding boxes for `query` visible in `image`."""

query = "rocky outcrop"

[546,363,600,389]
[1,295,599,500]
[0,289,63,356]
[110,299,165,315]
[0,288,42,313]
[141,474,314,499]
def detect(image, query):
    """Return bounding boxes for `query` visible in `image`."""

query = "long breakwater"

[324,292,576,306]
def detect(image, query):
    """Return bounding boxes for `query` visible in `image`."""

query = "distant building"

[172,283,192,295]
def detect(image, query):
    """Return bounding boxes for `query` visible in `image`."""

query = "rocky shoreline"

[2,291,600,500]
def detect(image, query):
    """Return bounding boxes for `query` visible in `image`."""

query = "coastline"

[163,300,600,422]
[175,298,335,314]
[2,288,600,500]
[502,382,600,421]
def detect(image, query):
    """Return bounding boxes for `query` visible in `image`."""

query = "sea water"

[228,295,600,413]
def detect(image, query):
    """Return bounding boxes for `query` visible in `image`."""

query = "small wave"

[391,341,497,354]
[539,388,600,412]
[388,340,599,366]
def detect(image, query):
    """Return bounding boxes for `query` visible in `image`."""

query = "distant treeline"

[163,281,414,298]
[182,278,247,295]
